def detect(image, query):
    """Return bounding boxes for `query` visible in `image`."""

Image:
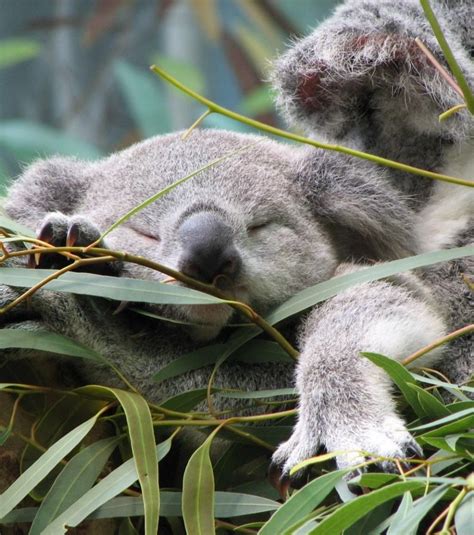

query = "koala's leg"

[272,269,447,477]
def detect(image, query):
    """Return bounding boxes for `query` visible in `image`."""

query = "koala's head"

[77,130,337,339]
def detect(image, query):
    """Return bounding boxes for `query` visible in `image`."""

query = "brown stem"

[402,324,474,366]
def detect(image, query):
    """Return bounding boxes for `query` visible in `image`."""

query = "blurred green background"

[0,0,340,191]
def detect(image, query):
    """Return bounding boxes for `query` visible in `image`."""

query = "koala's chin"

[181,303,235,342]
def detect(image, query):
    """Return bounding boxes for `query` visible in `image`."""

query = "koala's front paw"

[270,414,423,491]
[329,415,423,479]
[34,213,119,274]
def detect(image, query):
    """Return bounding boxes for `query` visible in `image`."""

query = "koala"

[270,0,474,475]
[0,0,472,490]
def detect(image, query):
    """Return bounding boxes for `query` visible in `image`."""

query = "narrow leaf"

[82,387,159,535]
[182,436,215,535]
[0,268,224,305]
[0,329,102,360]
[307,481,425,534]
[41,437,172,534]
[455,491,474,535]
[259,470,348,535]
[29,437,120,534]
[0,412,100,519]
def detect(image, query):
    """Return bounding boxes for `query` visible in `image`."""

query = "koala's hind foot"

[33,212,120,274]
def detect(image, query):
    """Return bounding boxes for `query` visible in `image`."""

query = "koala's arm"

[272,267,448,475]
[5,157,91,231]
[273,0,474,147]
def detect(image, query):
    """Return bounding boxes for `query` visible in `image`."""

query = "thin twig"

[420,0,474,113]
[414,38,463,98]
[402,324,474,366]
[150,65,473,187]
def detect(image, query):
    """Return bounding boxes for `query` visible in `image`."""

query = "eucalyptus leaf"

[259,470,348,535]
[29,437,121,535]
[0,412,101,520]
[307,481,425,534]
[182,435,216,535]
[0,268,224,305]
[41,436,172,534]
[455,491,474,535]
[81,386,159,535]
[0,329,102,360]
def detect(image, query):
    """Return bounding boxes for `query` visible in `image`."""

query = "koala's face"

[81,130,337,339]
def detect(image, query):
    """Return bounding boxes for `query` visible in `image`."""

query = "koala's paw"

[331,416,423,477]
[269,415,423,493]
[34,212,119,274]
[269,423,321,495]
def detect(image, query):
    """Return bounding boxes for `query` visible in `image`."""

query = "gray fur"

[1,0,473,480]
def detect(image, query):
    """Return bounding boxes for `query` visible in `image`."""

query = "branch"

[150,65,473,188]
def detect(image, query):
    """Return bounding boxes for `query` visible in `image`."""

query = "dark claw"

[405,441,424,459]
[66,222,79,247]
[268,462,291,499]
[37,221,55,244]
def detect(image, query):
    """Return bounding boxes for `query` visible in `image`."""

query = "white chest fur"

[416,141,474,252]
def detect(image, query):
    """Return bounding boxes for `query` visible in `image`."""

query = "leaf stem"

[420,0,474,113]
[402,324,474,366]
[150,64,473,187]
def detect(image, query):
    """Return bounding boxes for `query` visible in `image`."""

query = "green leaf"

[82,387,159,535]
[362,353,423,416]
[266,246,474,325]
[411,408,474,431]
[385,485,449,535]
[350,473,398,489]
[259,470,348,535]
[114,60,170,137]
[307,481,425,535]
[29,437,120,535]
[182,436,216,535]
[221,387,296,399]
[420,415,474,439]
[232,339,292,363]
[0,329,103,360]
[406,383,451,418]
[455,491,474,535]
[153,344,226,383]
[0,492,279,523]
[20,396,107,501]
[160,388,211,411]
[0,411,101,520]
[0,268,225,305]
[0,38,41,69]
[0,120,102,162]
[41,436,172,534]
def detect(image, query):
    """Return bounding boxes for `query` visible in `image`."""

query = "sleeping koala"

[0,0,472,485]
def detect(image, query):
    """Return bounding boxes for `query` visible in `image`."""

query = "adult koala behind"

[270,0,473,476]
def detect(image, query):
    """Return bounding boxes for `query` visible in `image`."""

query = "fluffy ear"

[296,148,416,261]
[272,0,474,145]
[5,157,90,230]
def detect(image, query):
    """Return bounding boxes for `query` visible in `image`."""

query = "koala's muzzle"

[178,212,241,284]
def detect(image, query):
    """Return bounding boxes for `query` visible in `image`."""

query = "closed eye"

[134,229,161,243]
[247,222,271,234]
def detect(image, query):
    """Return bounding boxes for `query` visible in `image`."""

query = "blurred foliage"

[0,0,340,191]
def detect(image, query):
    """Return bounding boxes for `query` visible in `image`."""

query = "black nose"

[178,212,241,283]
